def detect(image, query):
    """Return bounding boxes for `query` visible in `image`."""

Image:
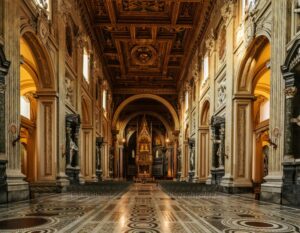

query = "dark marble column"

[0,45,10,203]
[96,137,104,181]
[176,148,182,180]
[188,138,195,182]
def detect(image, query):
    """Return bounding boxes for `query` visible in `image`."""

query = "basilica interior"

[0,0,300,232]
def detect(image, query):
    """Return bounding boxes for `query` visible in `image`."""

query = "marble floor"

[0,183,300,233]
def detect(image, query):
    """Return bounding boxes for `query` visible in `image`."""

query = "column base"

[211,168,224,185]
[66,167,80,184]
[206,174,213,185]
[188,171,195,182]
[176,171,182,181]
[96,169,103,181]
[6,169,29,202]
[79,173,85,185]
[260,174,283,204]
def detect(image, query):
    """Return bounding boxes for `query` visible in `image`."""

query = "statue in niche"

[263,145,269,178]
[68,138,78,167]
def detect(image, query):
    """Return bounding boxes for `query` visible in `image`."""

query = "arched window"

[185,91,189,112]
[102,89,107,110]
[20,95,31,119]
[82,47,90,83]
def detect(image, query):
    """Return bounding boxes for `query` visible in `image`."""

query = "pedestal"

[96,169,103,181]
[176,171,182,181]
[66,167,80,184]
[281,161,300,206]
[188,171,195,182]
[211,168,224,185]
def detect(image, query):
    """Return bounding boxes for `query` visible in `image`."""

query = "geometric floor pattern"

[0,183,300,233]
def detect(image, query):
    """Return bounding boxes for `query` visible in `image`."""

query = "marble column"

[3,0,29,202]
[96,136,104,181]
[56,1,69,190]
[221,0,235,188]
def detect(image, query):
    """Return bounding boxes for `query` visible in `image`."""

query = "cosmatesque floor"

[0,183,300,233]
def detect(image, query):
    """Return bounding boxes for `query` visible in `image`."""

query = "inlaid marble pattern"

[0,184,300,232]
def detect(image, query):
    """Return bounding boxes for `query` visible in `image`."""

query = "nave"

[0,183,299,233]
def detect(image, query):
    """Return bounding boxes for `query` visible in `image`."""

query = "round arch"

[200,100,210,126]
[112,94,179,130]
[21,32,56,90]
[119,111,172,137]
[235,36,270,94]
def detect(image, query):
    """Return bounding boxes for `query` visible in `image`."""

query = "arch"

[112,94,179,130]
[235,36,270,94]
[119,111,172,137]
[200,100,210,126]
[21,32,56,90]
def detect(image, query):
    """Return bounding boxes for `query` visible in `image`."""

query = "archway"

[112,94,180,131]
[199,100,210,183]
[20,35,56,182]
[121,114,169,179]
[20,33,56,183]
[233,36,270,190]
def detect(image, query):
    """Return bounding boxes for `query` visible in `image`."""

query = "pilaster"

[261,0,287,204]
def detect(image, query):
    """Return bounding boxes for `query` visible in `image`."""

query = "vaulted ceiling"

[85,0,213,96]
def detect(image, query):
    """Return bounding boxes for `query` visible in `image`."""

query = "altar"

[136,116,153,178]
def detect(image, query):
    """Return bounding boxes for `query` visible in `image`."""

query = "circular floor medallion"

[125,229,160,233]
[128,222,158,229]
[0,217,49,230]
[129,217,156,223]
[222,218,297,232]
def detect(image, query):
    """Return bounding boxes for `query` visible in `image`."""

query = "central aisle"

[0,183,299,232]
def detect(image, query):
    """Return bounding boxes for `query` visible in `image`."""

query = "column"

[56,1,69,189]
[4,0,29,202]
[221,0,235,187]
[119,144,124,179]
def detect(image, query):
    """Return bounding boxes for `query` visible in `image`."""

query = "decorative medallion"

[131,45,157,66]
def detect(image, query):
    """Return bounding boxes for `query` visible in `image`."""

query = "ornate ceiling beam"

[94,22,193,29]
[113,88,177,95]
[105,0,117,24]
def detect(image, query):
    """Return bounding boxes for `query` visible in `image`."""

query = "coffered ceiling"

[85,0,213,95]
